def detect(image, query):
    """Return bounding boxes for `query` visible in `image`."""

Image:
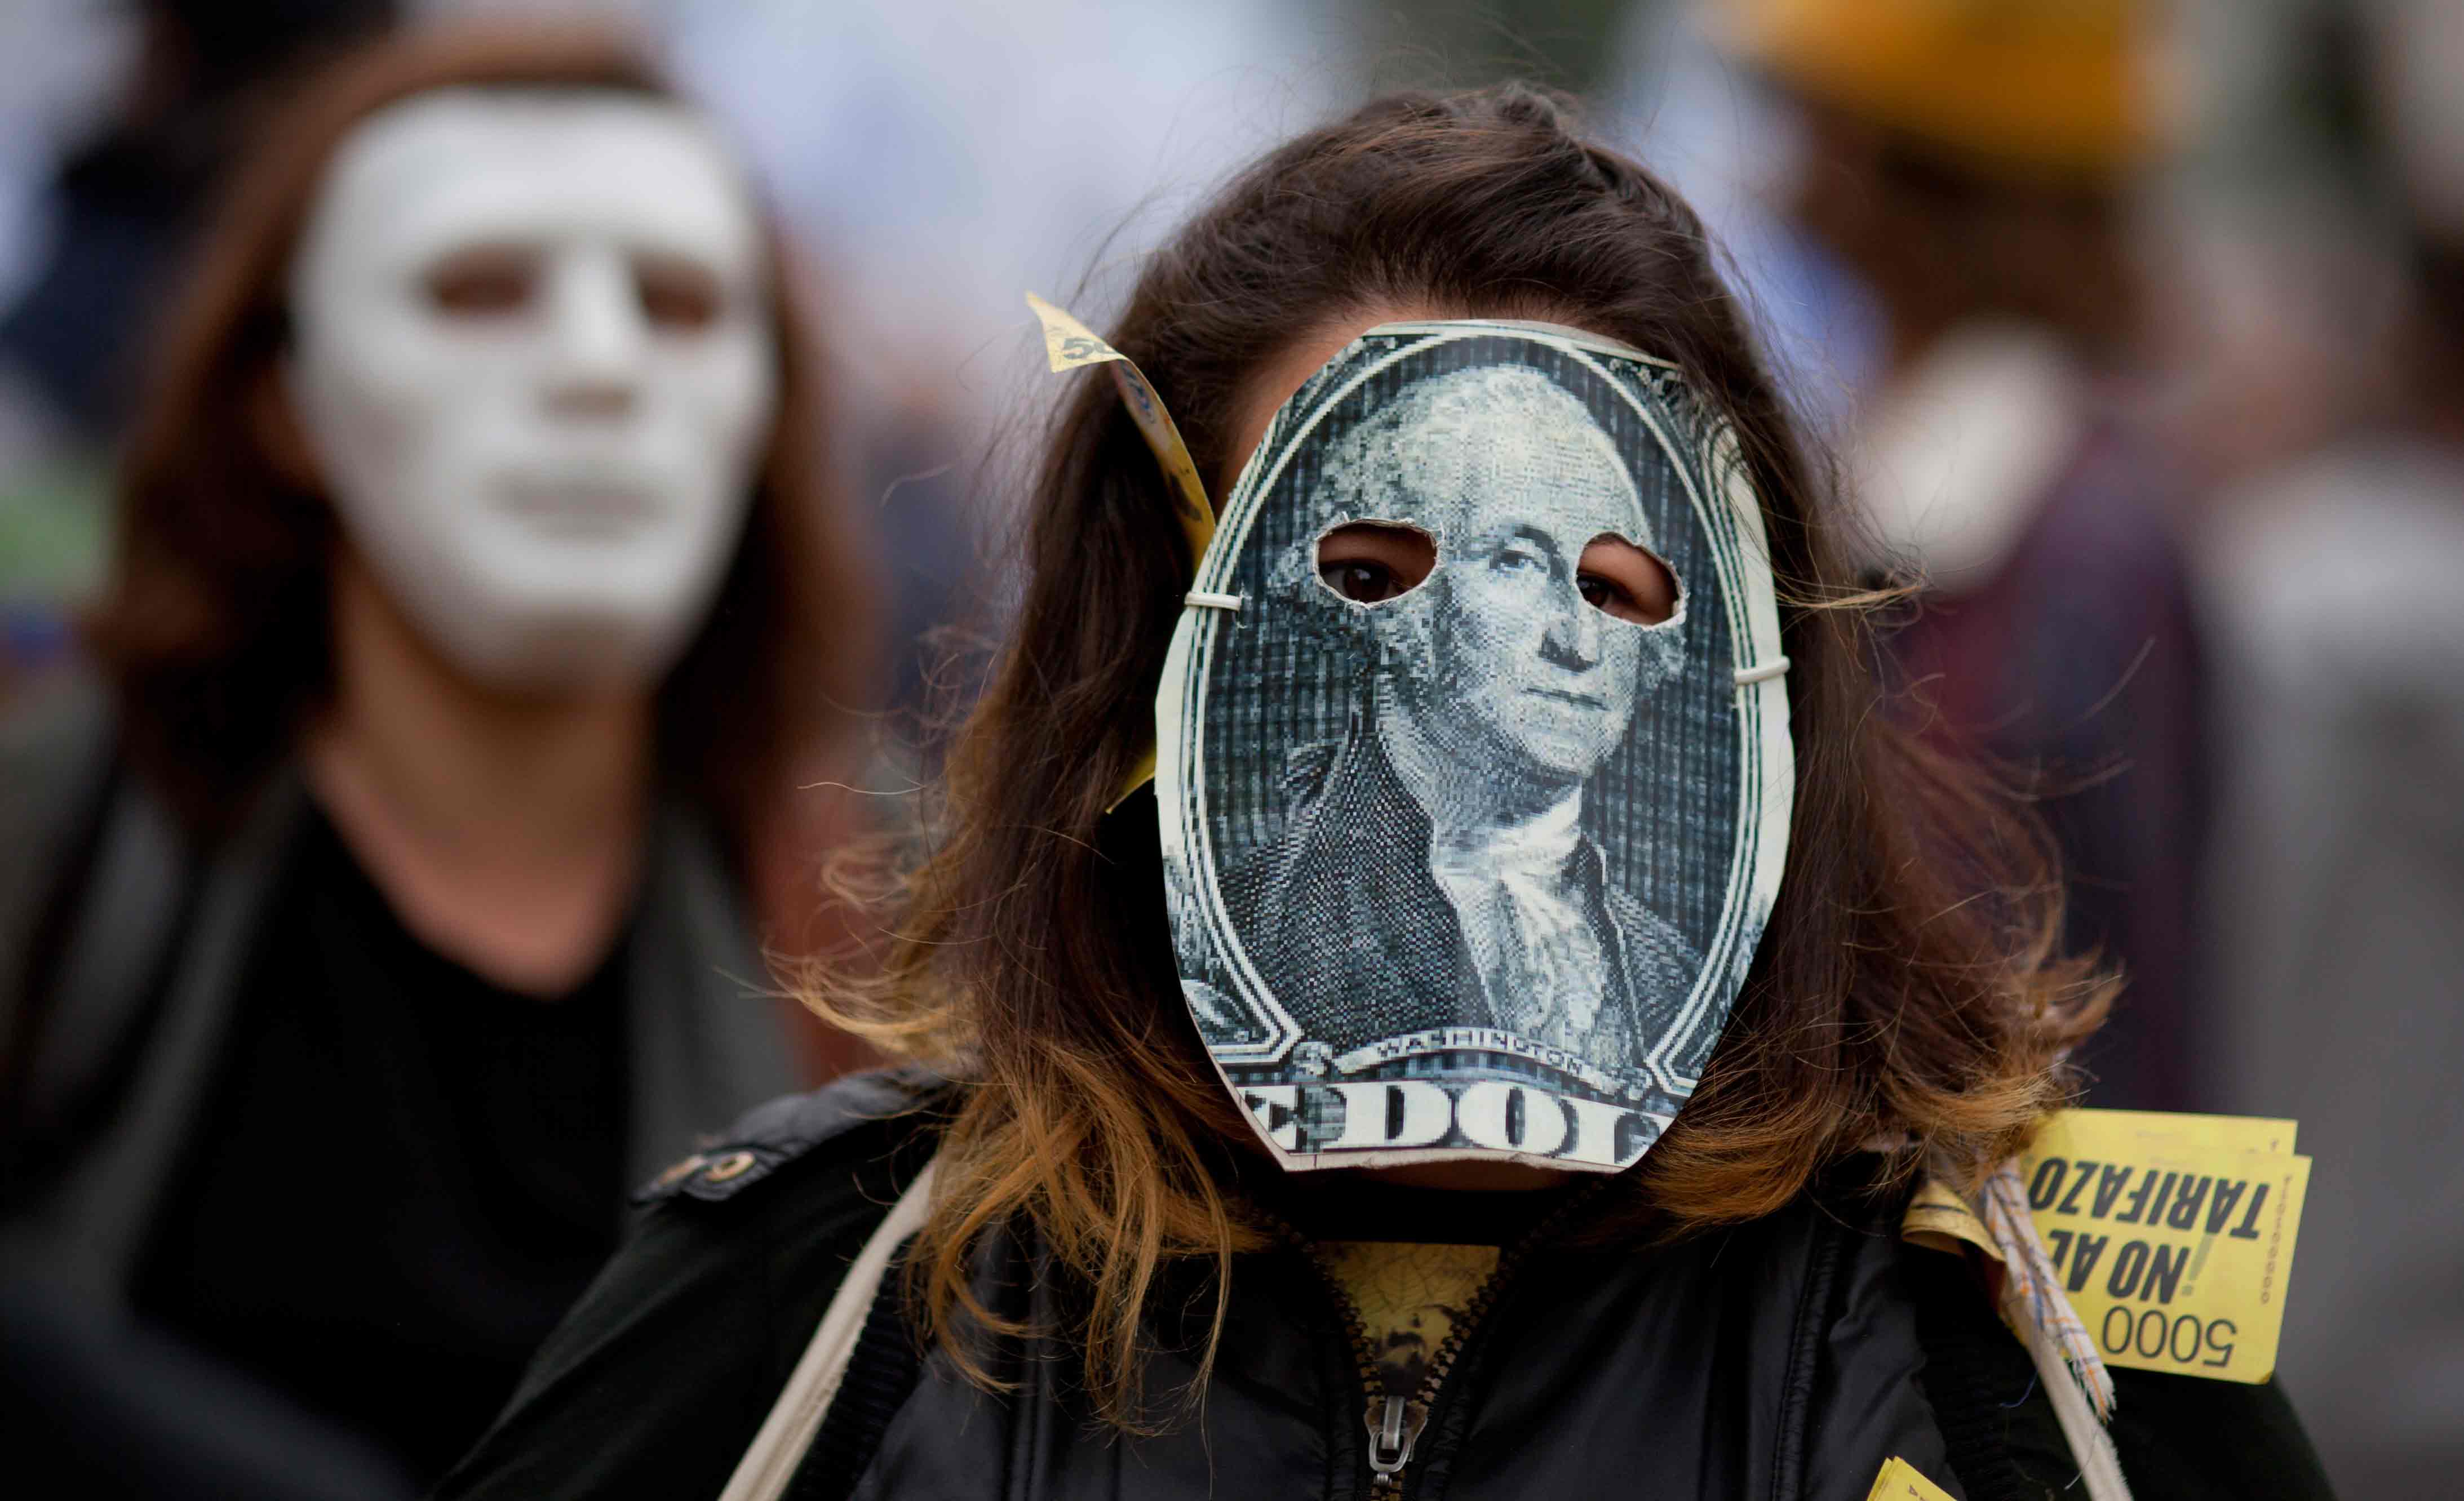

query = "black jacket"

[437,1071,2333,1500]
[0,679,798,1305]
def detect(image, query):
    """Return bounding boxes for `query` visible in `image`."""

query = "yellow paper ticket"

[1900,1176,1999,1262]
[1026,293,1218,809]
[1024,292,1215,567]
[2021,1112,2308,1383]
[1865,1456,1956,1501]
[2060,1108,2297,1156]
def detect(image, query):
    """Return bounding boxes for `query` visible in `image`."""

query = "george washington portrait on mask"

[1216,363,1703,1068]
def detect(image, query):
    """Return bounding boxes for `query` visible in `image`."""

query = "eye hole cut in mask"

[1155,321,1793,1176]
[1317,523,1678,625]
[424,243,726,334]
[1315,522,1434,605]
[286,88,778,694]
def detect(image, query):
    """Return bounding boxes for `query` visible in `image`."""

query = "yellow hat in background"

[1715,0,2171,181]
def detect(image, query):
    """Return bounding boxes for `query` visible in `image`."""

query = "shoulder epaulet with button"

[633,1064,951,1206]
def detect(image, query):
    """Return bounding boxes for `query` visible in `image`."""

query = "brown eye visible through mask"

[1316,522,1434,603]
[1575,535,1677,625]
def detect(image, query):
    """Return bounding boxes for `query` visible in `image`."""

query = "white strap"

[716,1156,939,1501]
[2011,1300,2135,1501]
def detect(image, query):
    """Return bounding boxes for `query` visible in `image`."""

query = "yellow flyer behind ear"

[1026,293,1214,811]
[1026,294,1216,566]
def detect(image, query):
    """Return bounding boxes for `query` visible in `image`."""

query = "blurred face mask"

[286,88,777,691]
[1155,322,1793,1175]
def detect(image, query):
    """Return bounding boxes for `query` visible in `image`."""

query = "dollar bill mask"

[286,90,777,691]
[1155,322,1793,1174]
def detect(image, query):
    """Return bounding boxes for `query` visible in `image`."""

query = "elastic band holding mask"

[1185,590,1244,612]
[1733,656,1791,686]
[1026,294,1217,811]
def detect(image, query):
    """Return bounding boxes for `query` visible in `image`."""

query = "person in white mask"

[0,26,875,1493]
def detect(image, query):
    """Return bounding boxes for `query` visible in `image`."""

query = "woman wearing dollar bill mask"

[0,26,874,1490]
[440,86,2325,1500]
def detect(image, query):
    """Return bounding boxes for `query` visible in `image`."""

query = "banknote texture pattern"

[1155,323,1793,1172]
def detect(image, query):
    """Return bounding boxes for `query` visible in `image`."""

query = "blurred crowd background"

[0,0,2455,1495]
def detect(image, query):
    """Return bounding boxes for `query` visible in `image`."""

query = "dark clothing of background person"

[0,680,799,1487]
[1222,717,1699,1064]
[2,1276,416,1501]
[434,1069,2334,1500]
[1885,420,2210,1111]
[132,806,629,1480]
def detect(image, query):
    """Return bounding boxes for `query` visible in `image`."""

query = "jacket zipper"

[1289,1247,1424,1493]
[1271,1182,1609,1496]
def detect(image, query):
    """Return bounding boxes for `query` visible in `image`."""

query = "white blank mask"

[286,88,778,691]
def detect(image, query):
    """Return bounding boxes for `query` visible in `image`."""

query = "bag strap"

[2011,1302,2133,1501]
[717,1154,939,1501]
[1974,1164,2132,1501]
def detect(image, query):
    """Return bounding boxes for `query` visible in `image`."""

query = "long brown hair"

[815,84,2108,1422]
[85,23,876,852]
